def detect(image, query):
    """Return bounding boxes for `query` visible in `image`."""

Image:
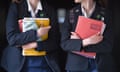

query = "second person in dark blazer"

[61,0,116,72]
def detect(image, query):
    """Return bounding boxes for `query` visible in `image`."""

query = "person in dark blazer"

[1,0,61,72]
[61,0,116,72]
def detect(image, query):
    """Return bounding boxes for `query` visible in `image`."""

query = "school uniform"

[1,0,61,72]
[61,2,116,72]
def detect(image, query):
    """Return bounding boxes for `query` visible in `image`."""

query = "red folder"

[18,19,23,32]
[72,50,96,59]
[75,16,105,39]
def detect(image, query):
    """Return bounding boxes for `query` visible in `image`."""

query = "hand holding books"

[37,26,51,40]
[18,17,50,56]
[22,42,37,49]
[35,18,50,41]
[70,32,103,46]
[70,32,103,59]
[22,18,50,41]
[71,16,105,59]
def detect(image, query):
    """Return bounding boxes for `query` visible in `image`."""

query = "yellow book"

[22,49,46,56]
[35,18,50,41]
[20,18,50,56]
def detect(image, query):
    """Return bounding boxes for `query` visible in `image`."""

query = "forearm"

[7,30,38,46]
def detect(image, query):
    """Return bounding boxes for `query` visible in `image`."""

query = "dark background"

[0,0,120,72]
[111,0,120,72]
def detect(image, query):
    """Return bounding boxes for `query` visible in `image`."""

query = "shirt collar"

[27,0,43,17]
[81,2,96,18]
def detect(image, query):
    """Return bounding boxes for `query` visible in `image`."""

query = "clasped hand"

[22,26,51,49]
[70,32,103,47]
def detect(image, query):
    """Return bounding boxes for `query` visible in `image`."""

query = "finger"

[96,32,101,35]
[71,32,77,35]
[47,26,51,28]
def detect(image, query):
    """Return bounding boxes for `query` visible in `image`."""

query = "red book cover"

[18,19,23,32]
[75,16,105,39]
[72,50,96,59]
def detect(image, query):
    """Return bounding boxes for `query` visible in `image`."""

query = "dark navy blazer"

[61,4,116,72]
[1,0,61,72]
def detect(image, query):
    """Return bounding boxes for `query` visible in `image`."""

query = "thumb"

[46,26,51,29]
[96,32,101,35]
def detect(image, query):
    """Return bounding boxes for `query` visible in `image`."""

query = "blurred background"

[0,0,120,72]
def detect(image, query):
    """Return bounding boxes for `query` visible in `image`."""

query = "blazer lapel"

[22,0,31,17]
[73,5,83,30]
[90,4,104,20]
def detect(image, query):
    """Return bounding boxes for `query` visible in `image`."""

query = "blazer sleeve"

[60,10,83,52]
[6,3,38,46]
[38,7,61,52]
[84,10,113,53]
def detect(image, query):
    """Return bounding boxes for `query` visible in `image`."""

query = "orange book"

[75,16,105,39]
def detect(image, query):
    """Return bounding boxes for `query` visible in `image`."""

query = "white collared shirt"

[81,2,96,18]
[27,0,43,17]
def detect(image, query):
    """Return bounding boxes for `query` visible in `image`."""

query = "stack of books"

[74,16,106,59]
[18,17,50,56]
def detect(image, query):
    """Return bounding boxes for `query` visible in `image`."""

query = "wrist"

[82,39,90,47]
